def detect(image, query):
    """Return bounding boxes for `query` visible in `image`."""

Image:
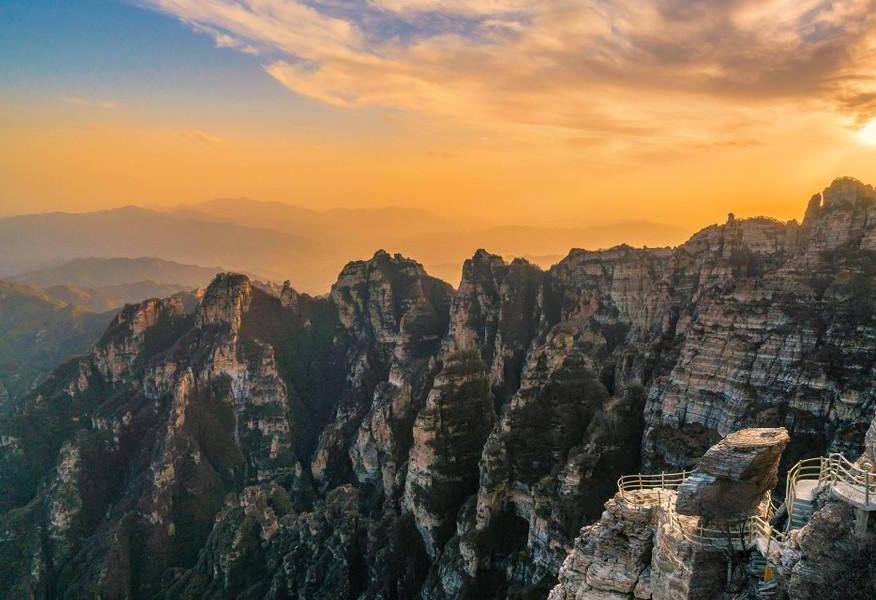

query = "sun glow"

[856,119,876,146]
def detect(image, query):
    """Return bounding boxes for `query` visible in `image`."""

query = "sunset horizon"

[4,1,876,233]
[4,3,876,599]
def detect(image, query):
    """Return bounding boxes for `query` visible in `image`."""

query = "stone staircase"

[788,494,814,529]
[747,552,780,599]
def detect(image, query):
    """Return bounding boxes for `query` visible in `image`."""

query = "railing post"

[867,472,870,507]
[661,471,665,489]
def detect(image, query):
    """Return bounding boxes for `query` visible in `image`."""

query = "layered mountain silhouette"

[0,281,114,405]
[10,257,221,290]
[0,203,689,293]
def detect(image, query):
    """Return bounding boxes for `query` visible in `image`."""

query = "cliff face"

[1,177,876,598]
[644,179,876,470]
[550,428,789,600]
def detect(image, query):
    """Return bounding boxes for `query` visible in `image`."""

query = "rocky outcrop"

[403,350,495,558]
[549,489,663,599]
[675,427,789,522]
[644,178,876,470]
[444,250,546,404]
[775,497,864,599]
[314,250,452,493]
[551,427,787,600]
[92,294,191,384]
[773,407,876,599]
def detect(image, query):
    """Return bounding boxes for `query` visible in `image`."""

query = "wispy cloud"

[179,130,226,145]
[64,97,118,109]
[131,0,876,145]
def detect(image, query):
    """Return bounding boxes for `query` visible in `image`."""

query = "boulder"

[675,427,789,522]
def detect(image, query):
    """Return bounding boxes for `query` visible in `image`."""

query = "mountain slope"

[42,281,193,312]
[0,206,324,288]
[0,282,114,406]
[11,257,222,289]
[1,178,875,599]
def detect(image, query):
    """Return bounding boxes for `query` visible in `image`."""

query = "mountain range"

[0,258,221,403]
[0,202,689,293]
[0,281,114,406]
[1,177,874,598]
[10,257,221,290]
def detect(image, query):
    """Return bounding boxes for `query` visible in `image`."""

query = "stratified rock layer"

[675,427,789,522]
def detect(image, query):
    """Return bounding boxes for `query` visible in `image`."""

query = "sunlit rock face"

[1,179,875,598]
[315,250,453,496]
[644,178,876,470]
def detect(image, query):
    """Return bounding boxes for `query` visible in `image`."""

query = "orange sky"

[3,1,876,232]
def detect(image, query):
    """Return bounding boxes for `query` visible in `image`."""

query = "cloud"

[64,97,118,109]
[179,130,225,145]
[131,0,876,145]
[367,0,532,15]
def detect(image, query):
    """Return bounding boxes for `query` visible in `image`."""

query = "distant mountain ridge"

[11,257,222,289]
[0,201,690,293]
[40,282,191,312]
[7,257,223,311]
[0,206,321,287]
[0,281,114,405]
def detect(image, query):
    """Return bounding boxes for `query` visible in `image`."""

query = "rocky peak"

[800,176,876,252]
[821,176,876,208]
[92,295,189,384]
[313,251,453,491]
[279,280,300,312]
[330,249,452,360]
[445,250,544,396]
[195,273,253,330]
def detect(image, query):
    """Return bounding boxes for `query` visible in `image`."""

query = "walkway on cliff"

[616,451,876,556]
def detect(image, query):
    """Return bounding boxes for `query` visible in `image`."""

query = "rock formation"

[550,427,787,600]
[675,428,789,522]
[1,178,876,598]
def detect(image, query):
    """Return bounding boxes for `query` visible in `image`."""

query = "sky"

[2,0,876,230]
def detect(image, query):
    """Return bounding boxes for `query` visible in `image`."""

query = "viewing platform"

[616,451,876,557]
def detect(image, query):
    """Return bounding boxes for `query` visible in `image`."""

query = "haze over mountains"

[11,257,221,290]
[0,258,217,402]
[0,200,690,293]
[0,206,318,286]
[0,281,114,405]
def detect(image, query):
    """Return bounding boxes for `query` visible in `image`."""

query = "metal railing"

[783,454,876,518]
[617,470,691,496]
[613,452,876,555]
[684,517,758,551]
[680,492,775,551]
[784,456,829,520]
[616,470,774,551]
[826,453,876,509]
